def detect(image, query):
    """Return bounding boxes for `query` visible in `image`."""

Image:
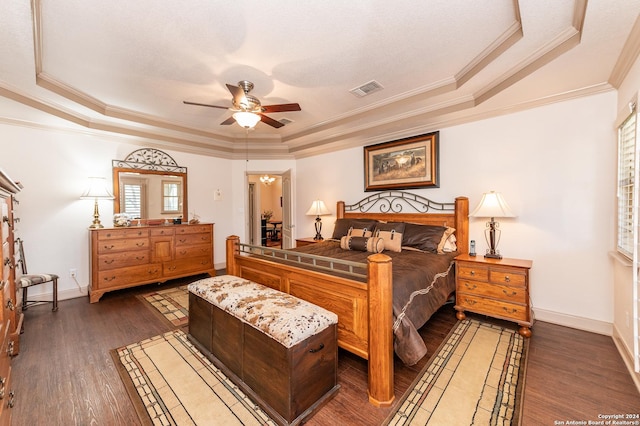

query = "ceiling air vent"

[279,118,294,125]
[350,80,384,98]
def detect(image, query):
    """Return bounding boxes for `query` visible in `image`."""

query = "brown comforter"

[263,240,457,365]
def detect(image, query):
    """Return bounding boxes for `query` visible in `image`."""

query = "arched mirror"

[112,148,188,223]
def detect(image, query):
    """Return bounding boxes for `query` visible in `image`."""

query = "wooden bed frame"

[226,192,469,406]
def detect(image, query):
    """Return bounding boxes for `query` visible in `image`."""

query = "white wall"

[296,91,618,331]
[0,125,234,299]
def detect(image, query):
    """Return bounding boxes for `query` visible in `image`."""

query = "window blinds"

[618,111,637,258]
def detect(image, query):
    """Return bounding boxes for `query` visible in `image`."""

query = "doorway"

[247,173,288,248]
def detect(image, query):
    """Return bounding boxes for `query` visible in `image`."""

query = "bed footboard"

[226,235,395,406]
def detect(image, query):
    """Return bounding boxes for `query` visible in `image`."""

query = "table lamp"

[81,177,114,229]
[306,199,331,240]
[470,191,515,259]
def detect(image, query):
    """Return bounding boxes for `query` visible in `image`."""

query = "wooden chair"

[15,238,58,311]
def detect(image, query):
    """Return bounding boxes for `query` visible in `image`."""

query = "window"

[162,180,181,213]
[617,107,638,259]
[122,182,144,219]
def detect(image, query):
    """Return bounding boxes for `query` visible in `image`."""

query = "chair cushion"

[18,274,58,288]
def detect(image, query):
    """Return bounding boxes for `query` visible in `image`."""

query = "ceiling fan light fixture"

[233,111,261,128]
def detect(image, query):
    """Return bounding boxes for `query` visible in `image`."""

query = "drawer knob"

[7,390,14,408]
[504,275,511,282]
[103,245,115,250]
[470,270,475,276]
[503,290,517,297]
[503,307,518,314]
[464,282,477,290]
[464,298,477,306]
[136,242,145,247]
[7,341,14,357]
[6,299,14,311]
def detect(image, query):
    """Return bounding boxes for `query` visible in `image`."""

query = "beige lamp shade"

[305,200,331,216]
[470,191,515,219]
[80,177,114,200]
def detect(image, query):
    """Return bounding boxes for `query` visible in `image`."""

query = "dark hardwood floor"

[10,276,640,425]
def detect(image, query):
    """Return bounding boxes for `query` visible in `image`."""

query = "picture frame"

[364,131,439,191]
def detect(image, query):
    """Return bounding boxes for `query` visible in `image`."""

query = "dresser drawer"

[457,262,489,281]
[97,237,149,253]
[489,268,526,287]
[175,244,212,259]
[150,227,175,237]
[457,279,527,304]
[457,294,528,321]
[97,228,149,240]
[175,233,212,246]
[175,225,212,235]
[96,250,150,270]
[97,264,162,289]
[164,256,213,276]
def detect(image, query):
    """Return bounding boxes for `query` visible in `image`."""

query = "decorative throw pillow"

[331,218,353,239]
[347,225,373,238]
[402,223,454,254]
[374,222,405,252]
[331,219,378,239]
[340,236,384,253]
[437,228,457,253]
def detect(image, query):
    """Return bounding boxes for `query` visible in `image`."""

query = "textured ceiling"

[0,0,639,158]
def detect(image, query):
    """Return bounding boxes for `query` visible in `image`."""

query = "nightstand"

[454,254,533,337]
[295,237,321,247]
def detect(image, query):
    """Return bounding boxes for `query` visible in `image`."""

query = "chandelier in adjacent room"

[260,175,275,185]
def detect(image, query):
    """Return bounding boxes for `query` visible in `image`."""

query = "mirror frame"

[112,148,188,223]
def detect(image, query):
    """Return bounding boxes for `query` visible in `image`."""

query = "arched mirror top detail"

[112,148,188,224]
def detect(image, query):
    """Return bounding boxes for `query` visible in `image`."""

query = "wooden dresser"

[454,254,533,337]
[0,170,21,423]
[89,223,215,302]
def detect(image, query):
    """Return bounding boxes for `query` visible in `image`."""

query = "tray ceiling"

[0,0,639,158]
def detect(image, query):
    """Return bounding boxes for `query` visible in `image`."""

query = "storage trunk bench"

[187,275,340,426]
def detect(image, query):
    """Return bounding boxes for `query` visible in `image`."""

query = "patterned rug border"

[111,329,277,426]
[137,285,190,328]
[384,318,529,426]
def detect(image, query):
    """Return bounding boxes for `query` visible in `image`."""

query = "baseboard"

[533,308,613,336]
[23,285,88,304]
[612,325,640,394]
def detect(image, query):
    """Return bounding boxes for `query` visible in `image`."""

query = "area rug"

[384,318,528,426]
[111,329,276,426]
[140,285,189,327]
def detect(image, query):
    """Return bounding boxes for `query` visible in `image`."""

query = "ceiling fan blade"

[220,116,236,125]
[261,103,301,113]
[183,100,228,109]
[259,114,285,128]
[226,83,246,106]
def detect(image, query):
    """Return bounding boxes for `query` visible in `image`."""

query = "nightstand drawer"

[458,280,527,304]
[457,294,528,321]
[457,263,489,281]
[489,269,526,287]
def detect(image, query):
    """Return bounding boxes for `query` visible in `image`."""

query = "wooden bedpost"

[367,253,395,407]
[226,235,240,276]
[454,197,469,255]
[336,200,345,219]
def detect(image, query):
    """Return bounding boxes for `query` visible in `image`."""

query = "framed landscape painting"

[364,131,439,191]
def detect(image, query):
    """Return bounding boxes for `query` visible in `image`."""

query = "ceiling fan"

[183,80,301,129]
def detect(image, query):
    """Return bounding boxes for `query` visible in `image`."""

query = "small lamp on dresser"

[305,199,331,240]
[470,191,515,259]
[81,177,114,229]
